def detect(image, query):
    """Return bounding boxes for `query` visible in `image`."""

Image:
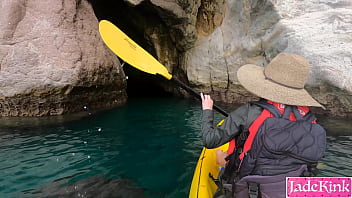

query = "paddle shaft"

[171,77,229,117]
[98,20,229,116]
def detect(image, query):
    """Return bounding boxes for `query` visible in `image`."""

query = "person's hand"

[216,150,228,167]
[200,92,213,110]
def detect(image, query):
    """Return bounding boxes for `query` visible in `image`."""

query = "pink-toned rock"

[0,0,127,116]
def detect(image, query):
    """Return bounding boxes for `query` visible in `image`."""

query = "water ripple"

[320,136,352,177]
[0,98,351,198]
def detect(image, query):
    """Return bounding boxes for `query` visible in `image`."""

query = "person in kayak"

[200,52,326,198]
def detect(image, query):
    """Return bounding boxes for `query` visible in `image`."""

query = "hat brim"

[237,64,324,108]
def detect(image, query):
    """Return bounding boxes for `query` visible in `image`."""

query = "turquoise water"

[0,97,351,198]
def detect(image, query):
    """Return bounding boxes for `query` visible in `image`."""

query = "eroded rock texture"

[0,0,127,116]
[120,0,351,117]
[185,0,352,117]
[1,0,351,117]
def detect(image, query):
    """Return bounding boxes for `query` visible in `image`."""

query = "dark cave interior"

[89,0,173,98]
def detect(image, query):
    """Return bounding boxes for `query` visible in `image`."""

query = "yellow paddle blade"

[99,20,172,80]
[99,20,230,117]
[317,162,326,169]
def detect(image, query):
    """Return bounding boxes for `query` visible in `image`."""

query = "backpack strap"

[291,106,317,122]
[252,101,282,118]
[303,112,316,122]
[292,106,303,121]
[282,105,293,119]
[253,101,317,122]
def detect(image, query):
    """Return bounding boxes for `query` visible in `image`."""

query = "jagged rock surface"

[1,0,351,117]
[184,0,352,117]
[0,0,127,116]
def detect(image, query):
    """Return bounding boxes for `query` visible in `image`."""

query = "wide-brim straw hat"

[237,53,324,108]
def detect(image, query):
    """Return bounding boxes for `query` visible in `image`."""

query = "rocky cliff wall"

[1,0,351,117]
[0,0,127,116]
[118,0,351,117]
[184,0,352,117]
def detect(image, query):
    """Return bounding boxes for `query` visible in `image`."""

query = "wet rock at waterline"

[0,0,127,116]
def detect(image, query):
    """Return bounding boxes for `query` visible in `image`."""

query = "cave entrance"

[121,61,172,97]
[89,0,172,97]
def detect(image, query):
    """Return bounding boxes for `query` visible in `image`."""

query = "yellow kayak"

[189,143,229,198]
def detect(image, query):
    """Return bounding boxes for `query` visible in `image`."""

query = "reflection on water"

[0,97,351,198]
[0,98,203,198]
